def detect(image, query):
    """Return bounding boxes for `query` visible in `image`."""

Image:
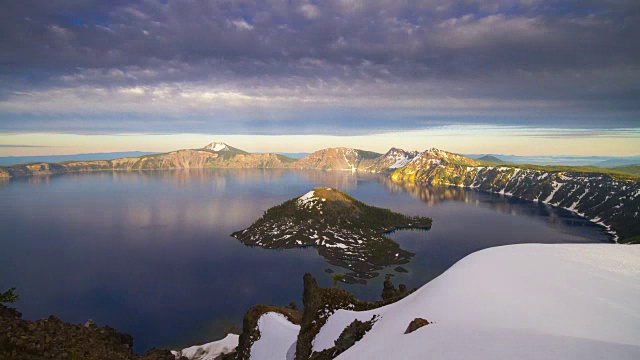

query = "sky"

[0,0,639,156]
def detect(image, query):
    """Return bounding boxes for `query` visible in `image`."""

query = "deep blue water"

[0,169,609,352]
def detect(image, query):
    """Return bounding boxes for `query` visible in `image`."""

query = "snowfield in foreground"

[176,243,640,360]
[314,243,640,360]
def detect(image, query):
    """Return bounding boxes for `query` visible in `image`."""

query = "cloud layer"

[1,0,639,134]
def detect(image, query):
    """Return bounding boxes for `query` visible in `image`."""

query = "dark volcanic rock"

[394,266,409,273]
[341,275,367,285]
[381,280,412,302]
[381,279,410,300]
[324,268,334,274]
[405,318,431,334]
[309,316,378,360]
[0,305,136,360]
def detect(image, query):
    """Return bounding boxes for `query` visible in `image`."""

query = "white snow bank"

[251,312,300,360]
[172,333,238,360]
[311,244,640,360]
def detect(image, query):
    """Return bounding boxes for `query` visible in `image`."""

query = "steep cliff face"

[393,164,640,243]
[291,148,382,171]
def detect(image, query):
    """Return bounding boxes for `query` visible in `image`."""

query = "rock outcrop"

[309,316,378,360]
[295,273,414,360]
[0,305,182,360]
[404,318,430,334]
[381,280,410,300]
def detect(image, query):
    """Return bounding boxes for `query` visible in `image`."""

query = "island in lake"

[231,188,432,283]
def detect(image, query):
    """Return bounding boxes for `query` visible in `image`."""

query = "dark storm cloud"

[0,0,639,134]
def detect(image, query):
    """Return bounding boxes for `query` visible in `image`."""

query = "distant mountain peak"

[477,155,508,164]
[383,148,419,169]
[202,142,248,154]
[203,142,231,152]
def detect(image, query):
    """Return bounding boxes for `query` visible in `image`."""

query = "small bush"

[0,287,19,304]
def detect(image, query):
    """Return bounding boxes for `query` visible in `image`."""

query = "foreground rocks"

[0,305,184,360]
[404,318,430,334]
[295,273,414,360]
[309,316,379,360]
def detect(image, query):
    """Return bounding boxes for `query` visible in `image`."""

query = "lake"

[0,169,609,352]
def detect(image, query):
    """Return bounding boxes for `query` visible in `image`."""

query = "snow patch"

[297,190,316,206]
[172,333,238,360]
[251,312,300,360]
[543,181,563,204]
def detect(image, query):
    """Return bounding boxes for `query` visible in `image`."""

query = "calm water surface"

[0,169,609,351]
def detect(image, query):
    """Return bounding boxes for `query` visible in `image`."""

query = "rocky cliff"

[391,162,640,243]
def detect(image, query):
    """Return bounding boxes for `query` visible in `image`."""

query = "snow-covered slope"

[204,142,230,152]
[310,244,640,360]
[172,333,238,360]
[202,141,249,154]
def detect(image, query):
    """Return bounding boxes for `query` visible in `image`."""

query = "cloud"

[0,0,638,135]
[230,19,254,31]
[298,4,320,19]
